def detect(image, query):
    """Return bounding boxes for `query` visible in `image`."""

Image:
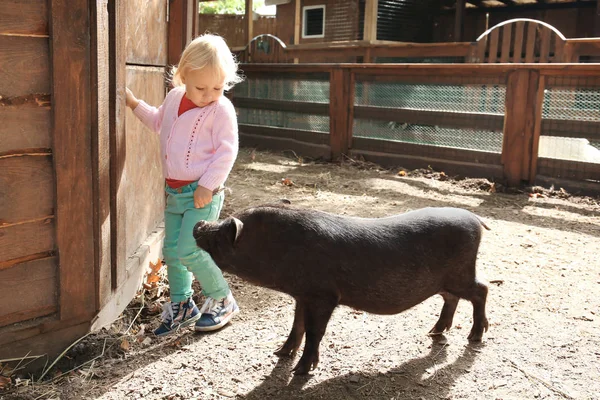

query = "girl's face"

[181,67,226,108]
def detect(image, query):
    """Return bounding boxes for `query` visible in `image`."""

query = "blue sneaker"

[195,291,239,332]
[154,297,201,337]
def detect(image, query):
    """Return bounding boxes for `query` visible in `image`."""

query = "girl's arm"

[198,101,239,191]
[125,87,164,134]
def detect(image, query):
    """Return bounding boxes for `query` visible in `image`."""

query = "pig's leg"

[274,301,305,357]
[429,292,460,335]
[466,280,489,341]
[450,278,489,341]
[292,296,337,375]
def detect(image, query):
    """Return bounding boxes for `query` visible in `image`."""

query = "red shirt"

[166,95,200,189]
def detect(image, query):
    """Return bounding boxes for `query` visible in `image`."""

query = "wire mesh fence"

[353,80,506,153]
[237,109,330,133]
[539,79,600,164]
[234,77,330,133]
[234,78,329,102]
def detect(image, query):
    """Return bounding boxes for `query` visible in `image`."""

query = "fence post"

[502,69,530,186]
[329,67,354,161]
[502,69,545,186]
[527,71,546,183]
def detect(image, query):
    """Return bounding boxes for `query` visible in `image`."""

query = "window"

[302,5,325,38]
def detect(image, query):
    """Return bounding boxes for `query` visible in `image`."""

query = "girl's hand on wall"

[125,87,140,110]
[194,185,213,208]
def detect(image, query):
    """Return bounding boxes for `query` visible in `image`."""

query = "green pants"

[162,182,229,303]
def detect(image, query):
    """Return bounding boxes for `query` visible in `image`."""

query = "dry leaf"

[280,178,294,186]
[121,339,130,351]
[0,376,11,390]
[145,259,163,286]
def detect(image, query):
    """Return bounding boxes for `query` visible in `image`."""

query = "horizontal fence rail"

[233,63,600,190]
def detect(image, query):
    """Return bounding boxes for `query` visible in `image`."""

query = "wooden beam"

[293,0,300,63]
[108,0,127,290]
[595,0,600,37]
[329,69,354,160]
[363,0,378,42]
[502,69,532,186]
[245,0,253,45]
[49,0,97,320]
[168,0,186,65]
[454,0,465,42]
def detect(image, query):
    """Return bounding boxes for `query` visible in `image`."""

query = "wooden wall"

[433,7,596,42]
[276,0,361,46]
[1,0,97,364]
[0,0,58,331]
[197,14,276,48]
[124,0,167,260]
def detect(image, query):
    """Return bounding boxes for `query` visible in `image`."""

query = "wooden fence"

[234,36,600,64]
[197,14,276,48]
[232,63,600,191]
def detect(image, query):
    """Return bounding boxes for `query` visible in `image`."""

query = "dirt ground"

[2,149,600,400]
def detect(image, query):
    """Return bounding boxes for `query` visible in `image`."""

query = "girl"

[125,34,244,336]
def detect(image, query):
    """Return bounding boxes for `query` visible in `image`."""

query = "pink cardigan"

[133,86,238,191]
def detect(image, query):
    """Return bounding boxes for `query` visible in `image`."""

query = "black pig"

[193,204,490,375]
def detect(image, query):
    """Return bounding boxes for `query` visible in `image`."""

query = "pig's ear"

[231,217,244,244]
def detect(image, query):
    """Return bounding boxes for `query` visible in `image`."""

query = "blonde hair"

[171,33,244,90]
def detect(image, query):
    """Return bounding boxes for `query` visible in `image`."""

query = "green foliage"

[199,0,266,15]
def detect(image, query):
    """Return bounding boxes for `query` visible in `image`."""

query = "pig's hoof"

[428,325,450,336]
[274,345,297,358]
[467,319,489,342]
[292,356,318,375]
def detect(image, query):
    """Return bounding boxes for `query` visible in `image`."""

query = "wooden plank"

[125,0,168,65]
[329,69,353,160]
[0,257,57,328]
[233,97,330,115]
[0,321,90,373]
[239,63,600,77]
[512,21,525,63]
[0,103,51,156]
[352,136,502,166]
[239,124,331,145]
[525,22,537,63]
[0,0,48,36]
[168,0,186,66]
[354,106,505,132]
[124,66,165,261]
[0,36,50,97]
[554,37,566,63]
[487,28,500,63]
[541,119,600,140]
[0,219,55,264]
[294,0,301,46]
[500,23,512,63]
[91,0,112,310]
[363,0,378,42]
[245,0,253,45]
[502,69,531,186]
[109,0,127,290]
[49,0,96,320]
[0,156,54,226]
[476,33,488,63]
[91,226,164,331]
[354,72,506,85]
[454,0,465,42]
[539,27,551,63]
[537,158,600,182]
[596,0,600,38]
[529,74,546,182]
